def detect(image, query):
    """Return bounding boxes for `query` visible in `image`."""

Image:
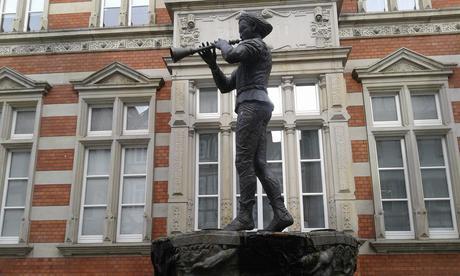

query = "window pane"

[124,148,147,174]
[105,0,121,7]
[120,206,143,234]
[303,195,324,228]
[132,0,148,5]
[14,110,35,135]
[90,107,112,132]
[397,0,416,10]
[84,178,108,205]
[412,95,438,120]
[27,12,42,31]
[5,180,28,206]
[426,200,453,229]
[1,14,14,32]
[3,0,17,13]
[131,5,149,26]
[87,149,111,175]
[126,104,149,131]
[103,7,119,27]
[417,138,444,167]
[199,88,218,114]
[299,130,320,160]
[199,134,218,162]
[122,177,146,204]
[267,87,281,115]
[301,162,322,193]
[82,207,105,235]
[382,201,410,231]
[10,151,30,178]
[262,196,274,229]
[371,96,398,122]
[421,169,449,198]
[1,209,23,236]
[379,170,407,199]
[376,140,403,168]
[296,85,318,113]
[267,163,283,188]
[266,131,282,160]
[198,198,218,229]
[366,0,386,12]
[29,0,44,11]
[199,164,218,195]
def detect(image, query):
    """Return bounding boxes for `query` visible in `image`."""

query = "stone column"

[220,91,234,227]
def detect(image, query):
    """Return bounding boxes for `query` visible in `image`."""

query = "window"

[197,87,219,118]
[366,0,387,12]
[196,133,219,230]
[101,0,120,27]
[98,0,152,27]
[267,87,282,116]
[370,94,401,127]
[24,0,44,31]
[295,84,320,115]
[298,129,327,231]
[397,0,418,11]
[411,92,441,126]
[0,0,16,32]
[123,103,149,134]
[0,0,47,33]
[11,109,35,139]
[88,105,113,136]
[362,0,422,12]
[130,0,149,26]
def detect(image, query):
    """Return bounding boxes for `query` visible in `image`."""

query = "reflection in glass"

[303,196,324,228]
[199,88,218,114]
[90,107,112,132]
[14,110,35,135]
[198,198,218,229]
[426,200,453,229]
[126,104,149,131]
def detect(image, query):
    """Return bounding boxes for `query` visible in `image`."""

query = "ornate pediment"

[0,67,50,96]
[381,59,426,73]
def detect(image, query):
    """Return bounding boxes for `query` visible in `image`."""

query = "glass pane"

[131,5,149,26]
[122,177,146,204]
[87,149,111,175]
[412,95,438,121]
[376,140,403,168]
[120,206,143,234]
[199,133,218,162]
[422,169,449,198]
[29,0,44,11]
[299,130,320,160]
[1,209,23,236]
[426,200,453,229]
[417,138,444,167]
[397,0,416,10]
[132,0,148,5]
[267,87,281,114]
[198,198,218,229]
[199,164,218,195]
[103,7,119,27]
[126,104,149,131]
[5,180,28,206]
[27,12,42,31]
[9,151,30,178]
[84,178,108,205]
[90,107,112,132]
[267,162,283,188]
[3,0,17,13]
[266,131,282,160]
[303,195,325,228]
[82,207,105,235]
[366,0,386,12]
[14,110,35,135]
[301,162,322,193]
[296,85,318,112]
[199,88,218,114]
[382,201,410,231]
[262,197,274,229]
[1,14,14,32]
[124,148,147,174]
[105,0,121,7]
[379,170,407,199]
[371,96,398,122]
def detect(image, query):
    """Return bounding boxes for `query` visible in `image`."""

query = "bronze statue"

[198,12,293,232]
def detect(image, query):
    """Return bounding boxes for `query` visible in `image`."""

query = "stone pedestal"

[151,230,359,276]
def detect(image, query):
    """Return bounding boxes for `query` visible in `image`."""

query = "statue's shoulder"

[240,38,268,53]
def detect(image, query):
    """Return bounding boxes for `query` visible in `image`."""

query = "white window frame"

[10,108,35,140]
[128,0,149,26]
[196,87,220,119]
[365,0,389,12]
[0,0,17,32]
[376,138,415,239]
[411,92,442,126]
[370,93,402,127]
[122,102,149,135]
[294,84,320,116]
[297,129,328,232]
[0,150,30,244]
[116,146,148,242]
[87,105,113,137]
[417,136,458,239]
[195,132,220,231]
[100,0,120,27]
[23,0,44,32]
[396,0,419,11]
[267,86,283,117]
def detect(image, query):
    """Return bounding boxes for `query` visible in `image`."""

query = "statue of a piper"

[197,12,293,232]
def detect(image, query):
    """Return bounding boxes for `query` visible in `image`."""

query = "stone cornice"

[0,244,33,256]
[370,239,460,253]
[57,243,151,256]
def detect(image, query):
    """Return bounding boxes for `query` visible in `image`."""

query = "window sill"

[370,239,460,253]
[0,244,33,256]
[340,8,460,23]
[57,242,151,256]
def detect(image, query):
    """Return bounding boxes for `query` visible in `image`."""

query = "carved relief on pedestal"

[186,200,194,232]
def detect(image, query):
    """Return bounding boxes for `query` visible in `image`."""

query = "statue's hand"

[198,42,217,69]
[214,38,229,50]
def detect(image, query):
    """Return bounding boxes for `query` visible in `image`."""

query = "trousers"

[235,101,283,211]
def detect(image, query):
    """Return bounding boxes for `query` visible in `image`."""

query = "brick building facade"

[0,0,459,275]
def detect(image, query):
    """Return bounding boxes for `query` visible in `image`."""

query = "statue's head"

[238,12,273,40]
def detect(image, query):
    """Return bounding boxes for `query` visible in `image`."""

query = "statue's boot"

[264,197,293,232]
[223,204,254,231]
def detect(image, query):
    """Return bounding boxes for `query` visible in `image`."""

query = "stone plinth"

[151,230,359,276]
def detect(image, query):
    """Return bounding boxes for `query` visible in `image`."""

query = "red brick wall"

[351,140,369,162]
[432,0,460,9]
[450,68,460,88]
[40,116,77,137]
[155,112,171,133]
[358,214,375,239]
[355,176,373,200]
[48,13,91,30]
[156,8,172,24]
[36,149,74,171]
[154,146,169,167]
[44,85,79,104]
[0,256,153,274]
[152,217,167,240]
[32,184,71,206]
[153,181,168,203]
[453,101,460,123]
[157,80,171,100]
[357,254,460,275]
[340,34,460,60]
[29,220,66,243]
[347,106,366,127]
[344,73,363,93]
[341,0,358,13]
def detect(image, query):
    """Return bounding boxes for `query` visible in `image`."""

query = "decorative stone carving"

[342,202,353,231]
[340,22,460,38]
[171,206,181,234]
[220,199,233,230]
[170,129,186,196]
[382,60,426,72]
[327,198,337,230]
[186,200,194,232]
[311,7,332,48]
[288,197,301,231]
[0,78,23,89]
[179,14,201,48]
[97,72,137,84]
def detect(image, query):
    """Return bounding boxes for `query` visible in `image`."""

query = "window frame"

[87,104,114,137]
[410,91,442,126]
[100,0,121,28]
[10,107,36,140]
[370,93,402,127]
[122,102,150,135]
[361,0,423,13]
[128,0,149,26]
[294,84,320,116]
[23,0,45,32]
[196,86,221,119]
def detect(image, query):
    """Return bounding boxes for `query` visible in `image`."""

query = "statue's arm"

[210,66,236,93]
[219,41,258,64]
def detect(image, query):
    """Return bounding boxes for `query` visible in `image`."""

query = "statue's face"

[239,19,256,40]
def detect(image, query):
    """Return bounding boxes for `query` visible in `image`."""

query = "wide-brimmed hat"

[238,11,273,38]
